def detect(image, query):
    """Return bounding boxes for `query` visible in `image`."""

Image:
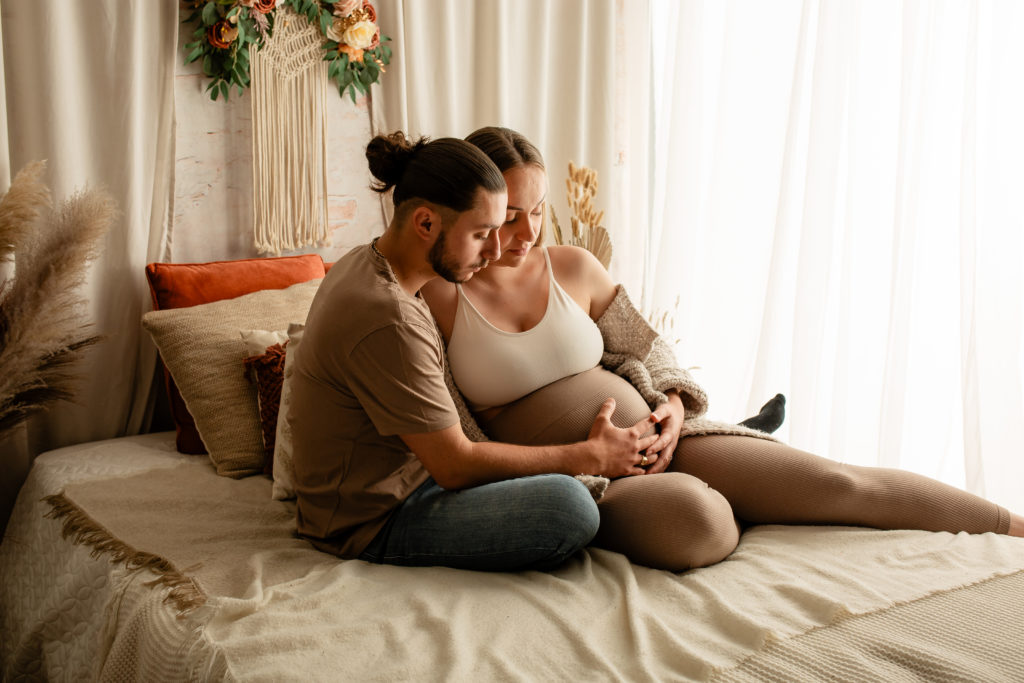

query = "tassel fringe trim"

[42,492,207,617]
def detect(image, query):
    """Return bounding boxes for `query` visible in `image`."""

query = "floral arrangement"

[182,0,390,102]
[291,0,392,103]
[182,0,276,101]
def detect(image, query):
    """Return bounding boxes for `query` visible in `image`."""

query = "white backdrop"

[646,0,1024,511]
[0,0,178,524]
[370,0,649,293]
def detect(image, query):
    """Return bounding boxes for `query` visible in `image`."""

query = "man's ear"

[410,205,439,242]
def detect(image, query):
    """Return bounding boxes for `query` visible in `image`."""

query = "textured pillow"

[271,323,304,500]
[142,279,321,477]
[241,329,290,473]
[145,254,326,455]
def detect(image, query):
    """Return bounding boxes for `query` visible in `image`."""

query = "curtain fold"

[0,0,178,526]
[646,0,1024,511]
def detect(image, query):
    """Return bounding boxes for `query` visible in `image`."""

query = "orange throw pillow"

[145,254,326,454]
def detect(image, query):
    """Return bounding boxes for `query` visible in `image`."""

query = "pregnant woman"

[422,126,1024,571]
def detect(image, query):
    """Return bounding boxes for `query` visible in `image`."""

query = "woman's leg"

[671,435,1012,534]
[484,368,742,569]
[593,473,739,571]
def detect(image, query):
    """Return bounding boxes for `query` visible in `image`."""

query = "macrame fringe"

[43,493,207,617]
[251,5,330,255]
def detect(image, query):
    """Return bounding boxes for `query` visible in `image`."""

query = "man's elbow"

[423,465,472,491]
[415,448,475,490]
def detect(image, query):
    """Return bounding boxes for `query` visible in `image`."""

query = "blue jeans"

[359,474,600,571]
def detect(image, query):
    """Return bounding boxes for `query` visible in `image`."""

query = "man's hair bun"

[365,131,430,194]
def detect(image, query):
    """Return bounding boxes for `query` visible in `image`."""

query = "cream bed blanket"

[35,450,1024,681]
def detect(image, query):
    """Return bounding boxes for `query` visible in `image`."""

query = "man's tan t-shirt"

[289,243,460,558]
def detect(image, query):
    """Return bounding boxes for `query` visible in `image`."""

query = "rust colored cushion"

[145,254,326,454]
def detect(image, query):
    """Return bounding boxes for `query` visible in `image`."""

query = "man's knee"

[520,474,600,567]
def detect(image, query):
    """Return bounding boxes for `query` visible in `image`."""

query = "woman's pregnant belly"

[479,367,653,446]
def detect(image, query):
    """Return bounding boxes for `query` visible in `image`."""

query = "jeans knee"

[526,475,599,567]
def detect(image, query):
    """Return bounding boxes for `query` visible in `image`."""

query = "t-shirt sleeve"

[345,322,460,436]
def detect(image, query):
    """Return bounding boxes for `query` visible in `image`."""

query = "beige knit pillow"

[142,279,321,477]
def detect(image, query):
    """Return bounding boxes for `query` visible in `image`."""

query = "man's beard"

[428,227,486,283]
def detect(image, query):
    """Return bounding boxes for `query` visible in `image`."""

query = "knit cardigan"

[440,284,776,498]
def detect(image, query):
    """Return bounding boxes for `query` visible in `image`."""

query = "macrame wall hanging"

[250,4,329,255]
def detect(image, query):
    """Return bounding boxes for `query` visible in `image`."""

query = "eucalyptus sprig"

[182,1,276,101]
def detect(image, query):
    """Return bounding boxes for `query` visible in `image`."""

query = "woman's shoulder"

[547,244,612,282]
[546,243,595,266]
[545,245,616,319]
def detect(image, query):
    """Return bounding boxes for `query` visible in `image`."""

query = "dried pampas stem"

[0,161,116,443]
[550,161,613,269]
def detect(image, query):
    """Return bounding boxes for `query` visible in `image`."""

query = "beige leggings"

[482,367,1011,572]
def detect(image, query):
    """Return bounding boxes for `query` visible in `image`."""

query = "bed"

[3,255,1024,682]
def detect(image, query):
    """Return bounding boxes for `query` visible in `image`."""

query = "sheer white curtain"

[370,0,650,288]
[0,1,178,525]
[646,0,1024,511]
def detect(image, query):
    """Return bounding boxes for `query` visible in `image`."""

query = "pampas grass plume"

[0,161,116,440]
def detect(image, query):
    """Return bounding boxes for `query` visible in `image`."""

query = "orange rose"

[207,20,238,49]
[339,43,364,63]
[333,0,361,16]
[361,1,377,23]
[253,0,276,13]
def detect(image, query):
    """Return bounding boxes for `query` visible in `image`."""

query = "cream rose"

[341,20,377,50]
[326,17,347,42]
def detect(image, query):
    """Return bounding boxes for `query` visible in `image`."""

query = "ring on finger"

[640,454,649,467]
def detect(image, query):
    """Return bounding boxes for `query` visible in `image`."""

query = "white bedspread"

[2,434,1024,682]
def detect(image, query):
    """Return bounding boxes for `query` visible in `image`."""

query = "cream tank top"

[447,248,605,410]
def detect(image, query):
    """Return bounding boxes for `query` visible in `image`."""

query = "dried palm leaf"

[585,225,613,270]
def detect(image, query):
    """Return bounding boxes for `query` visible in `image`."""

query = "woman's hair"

[464,126,545,173]
[365,132,505,215]
[465,126,547,246]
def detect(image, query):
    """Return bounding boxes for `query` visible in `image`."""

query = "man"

[289,133,656,571]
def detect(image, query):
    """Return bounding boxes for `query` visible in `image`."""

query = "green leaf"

[201,2,219,26]
[236,23,246,43]
[319,10,330,34]
[220,81,229,99]
[202,54,214,76]
[353,77,366,95]
[349,85,357,103]
[185,44,204,64]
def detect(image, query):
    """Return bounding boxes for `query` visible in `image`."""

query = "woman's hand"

[643,391,685,474]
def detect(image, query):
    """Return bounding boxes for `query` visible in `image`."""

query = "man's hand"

[643,391,685,474]
[584,398,660,478]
